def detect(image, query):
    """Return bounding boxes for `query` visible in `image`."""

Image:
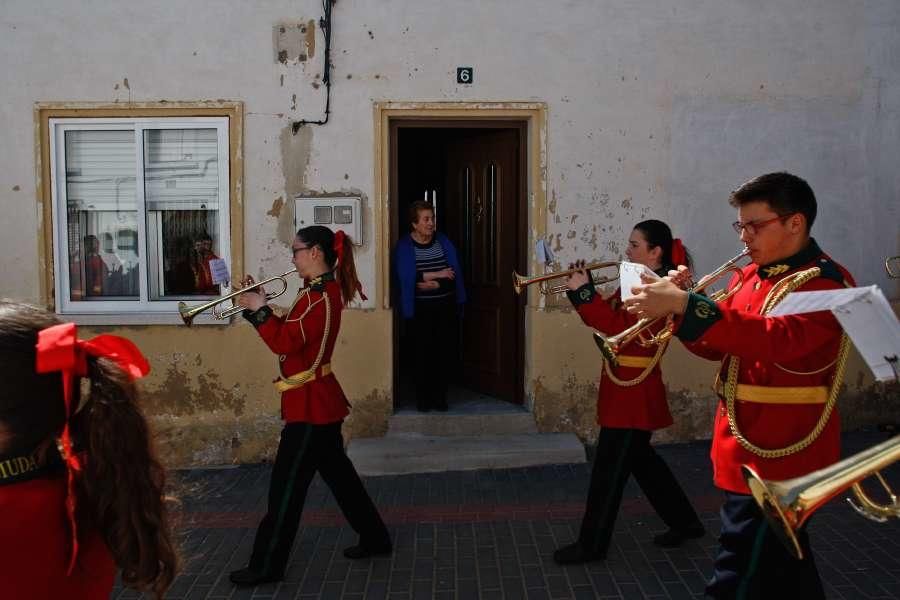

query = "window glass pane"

[156,210,221,298]
[143,129,222,298]
[64,130,139,300]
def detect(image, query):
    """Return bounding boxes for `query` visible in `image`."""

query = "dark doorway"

[391,121,527,410]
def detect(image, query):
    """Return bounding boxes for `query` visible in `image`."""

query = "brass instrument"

[886,256,900,279]
[512,261,619,296]
[742,435,900,559]
[593,247,751,365]
[177,268,298,326]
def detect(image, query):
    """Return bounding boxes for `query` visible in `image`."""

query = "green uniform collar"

[307,270,336,291]
[756,238,822,280]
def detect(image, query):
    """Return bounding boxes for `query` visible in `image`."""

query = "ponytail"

[76,357,178,598]
[297,226,367,304]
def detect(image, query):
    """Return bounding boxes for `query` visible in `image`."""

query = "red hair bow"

[671,238,687,269]
[34,322,149,574]
[332,230,346,262]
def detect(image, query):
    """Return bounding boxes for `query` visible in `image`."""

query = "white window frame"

[49,117,231,319]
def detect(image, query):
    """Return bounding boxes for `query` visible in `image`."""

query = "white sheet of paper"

[535,238,555,266]
[768,286,874,316]
[770,285,900,382]
[619,261,659,301]
[208,258,230,285]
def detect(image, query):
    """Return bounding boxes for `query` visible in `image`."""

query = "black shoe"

[552,542,606,565]
[343,541,393,559]
[434,400,448,412]
[416,403,430,413]
[653,523,705,548]
[229,567,282,586]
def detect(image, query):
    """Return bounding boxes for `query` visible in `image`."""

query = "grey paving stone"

[108,431,900,600]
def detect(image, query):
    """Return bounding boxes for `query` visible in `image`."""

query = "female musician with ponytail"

[553,219,705,565]
[230,226,391,587]
[0,301,177,598]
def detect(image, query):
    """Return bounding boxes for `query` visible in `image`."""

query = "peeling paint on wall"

[274,20,316,65]
[266,195,284,218]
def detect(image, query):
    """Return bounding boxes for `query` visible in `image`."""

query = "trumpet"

[886,256,900,279]
[177,268,298,326]
[593,247,750,364]
[743,435,900,560]
[512,261,619,296]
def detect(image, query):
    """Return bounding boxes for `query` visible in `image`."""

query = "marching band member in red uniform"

[553,220,705,565]
[0,301,177,599]
[626,173,854,599]
[229,226,391,587]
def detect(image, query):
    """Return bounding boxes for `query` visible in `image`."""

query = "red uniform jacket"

[0,470,116,598]
[248,274,350,424]
[570,285,674,431]
[674,239,854,493]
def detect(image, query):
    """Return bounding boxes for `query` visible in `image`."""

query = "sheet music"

[768,286,873,316]
[619,261,659,301]
[535,239,553,267]
[208,258,230,285]
[770,285,900,382]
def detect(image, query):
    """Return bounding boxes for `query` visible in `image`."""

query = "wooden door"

[445,129,522,402]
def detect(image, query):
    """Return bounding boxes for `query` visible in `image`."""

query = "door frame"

[372,102,549,411]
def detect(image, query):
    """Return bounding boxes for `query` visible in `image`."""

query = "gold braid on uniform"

[602,338,669,387]
[722,266,851,458]
[277,287,332,388]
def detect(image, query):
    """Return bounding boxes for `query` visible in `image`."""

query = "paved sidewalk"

[112,431,900,599]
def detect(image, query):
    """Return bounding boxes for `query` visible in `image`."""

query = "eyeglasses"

[731,214,791,235]
[291,245,311,256]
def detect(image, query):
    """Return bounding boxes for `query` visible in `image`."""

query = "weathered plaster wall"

[1,1,898,465]
[77,308,391,466]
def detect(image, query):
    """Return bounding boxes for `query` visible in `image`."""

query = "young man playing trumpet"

[625,172,854,599]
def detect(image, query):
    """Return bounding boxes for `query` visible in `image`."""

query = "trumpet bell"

[178,301,198,327]
[887,256,900,279]
[592,331,618,366]
[743,466,804,559]
[742,434,900,560]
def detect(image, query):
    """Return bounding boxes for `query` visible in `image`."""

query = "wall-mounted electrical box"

[293,196,362,245]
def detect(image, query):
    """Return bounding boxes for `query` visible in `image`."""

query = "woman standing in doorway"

[554,219,705,564]
[394,200,467,412]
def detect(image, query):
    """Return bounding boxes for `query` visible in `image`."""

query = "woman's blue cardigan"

[394,232,466,319]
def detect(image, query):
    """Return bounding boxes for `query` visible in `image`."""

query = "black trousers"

[706,492,824,600]
[245,421,390,576]
[410,298,457,409]
[578,427,702,554]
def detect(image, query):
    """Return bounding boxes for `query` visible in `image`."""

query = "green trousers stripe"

[262,424,313,574]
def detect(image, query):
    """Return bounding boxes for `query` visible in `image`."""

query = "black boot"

[652,523,705,548]
[343,539,393,559]
[552,542,606,565]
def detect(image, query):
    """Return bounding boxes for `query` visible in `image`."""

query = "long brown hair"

[0,300,177,598]
[296,225,363,304]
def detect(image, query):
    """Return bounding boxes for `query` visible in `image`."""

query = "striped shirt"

[414,238,455,300]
